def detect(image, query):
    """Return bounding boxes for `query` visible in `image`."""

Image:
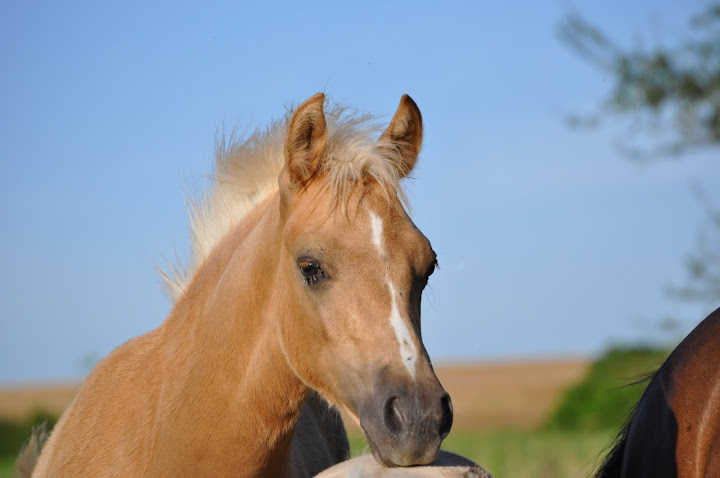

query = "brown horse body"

[32,193,347,478]
[31,94,452,477]
[596,306,720,478]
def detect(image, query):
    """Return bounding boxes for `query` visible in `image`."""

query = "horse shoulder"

[622,307,720,477]
[32,331,165,477]
[666,308,720,476]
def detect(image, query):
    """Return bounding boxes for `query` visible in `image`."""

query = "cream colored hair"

[161,101,407,301]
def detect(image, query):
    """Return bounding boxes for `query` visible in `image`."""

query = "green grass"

[443,429,614,478]
[348,428,614,478]
[0,455,15,478]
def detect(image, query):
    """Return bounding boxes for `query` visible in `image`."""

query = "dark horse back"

[595,306,720,478]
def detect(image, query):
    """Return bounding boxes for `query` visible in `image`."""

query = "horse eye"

[298,260,319,276]
[297,259,326,285]
[425,257,440,279]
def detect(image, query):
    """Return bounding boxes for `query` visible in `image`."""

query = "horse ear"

[285,92,327,185]
[379,95,423,178]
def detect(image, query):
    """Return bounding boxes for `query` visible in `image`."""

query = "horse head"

[274,93,452,467]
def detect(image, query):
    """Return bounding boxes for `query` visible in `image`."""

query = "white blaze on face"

[368,210,418,379]
[369,212,384,252]
[387,282,418,379]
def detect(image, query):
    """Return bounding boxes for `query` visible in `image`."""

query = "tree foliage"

[546,346,670,431]
[560,4,720,159]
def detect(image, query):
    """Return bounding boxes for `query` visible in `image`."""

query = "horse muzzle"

[359,381,453,467]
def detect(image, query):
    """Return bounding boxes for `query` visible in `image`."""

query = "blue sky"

[1,1,718,383]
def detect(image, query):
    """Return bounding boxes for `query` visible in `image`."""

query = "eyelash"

[427,257,438,277]
[297,256,435,285]
[298,259,326,285]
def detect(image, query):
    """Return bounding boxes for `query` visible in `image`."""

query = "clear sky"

[1,1,718,384]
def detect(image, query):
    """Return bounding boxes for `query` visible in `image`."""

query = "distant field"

[0,359,588,429]
[0,384,78,422]
[435,359,589,430]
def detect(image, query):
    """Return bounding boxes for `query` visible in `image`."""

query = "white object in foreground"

[315,451,493,478]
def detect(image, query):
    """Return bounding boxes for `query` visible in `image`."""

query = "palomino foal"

[30,93,452,477]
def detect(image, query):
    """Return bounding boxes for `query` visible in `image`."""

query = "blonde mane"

[161,101,408,301]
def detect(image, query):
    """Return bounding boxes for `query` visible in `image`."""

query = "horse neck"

[159,193,307,475]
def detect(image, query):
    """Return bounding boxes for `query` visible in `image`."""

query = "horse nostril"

[439,393,453,439]
[383,396,403,434]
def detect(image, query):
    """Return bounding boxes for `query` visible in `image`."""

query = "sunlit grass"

[0,456,15,478]
[348,427,614,478]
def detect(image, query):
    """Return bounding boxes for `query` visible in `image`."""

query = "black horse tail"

[594,421,630,477]
[594,370,655,478]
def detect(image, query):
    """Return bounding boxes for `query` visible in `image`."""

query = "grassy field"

[346,428,613,478]
[442,429,612,478]
[0,456,15,478]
